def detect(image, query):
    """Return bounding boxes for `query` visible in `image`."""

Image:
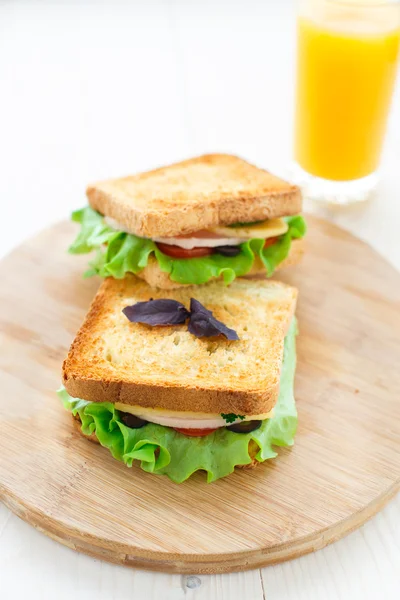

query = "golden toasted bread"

[63,276,297,416]
[87,154,301,238]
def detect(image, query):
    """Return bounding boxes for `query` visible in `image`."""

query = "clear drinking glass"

[293,0,400,204]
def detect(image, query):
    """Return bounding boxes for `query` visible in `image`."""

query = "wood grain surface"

[0,216,399,575]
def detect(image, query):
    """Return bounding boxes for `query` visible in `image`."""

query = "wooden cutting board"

[0,216,399,574]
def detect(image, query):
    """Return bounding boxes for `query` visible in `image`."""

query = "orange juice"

[295,2,400,181]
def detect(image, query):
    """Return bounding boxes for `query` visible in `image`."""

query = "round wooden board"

[0,216,399,574]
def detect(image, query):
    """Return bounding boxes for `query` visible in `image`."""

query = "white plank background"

[0,1,399,599]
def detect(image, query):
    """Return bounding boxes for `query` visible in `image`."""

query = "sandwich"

[59,275,299,483]
[69,154,306,289]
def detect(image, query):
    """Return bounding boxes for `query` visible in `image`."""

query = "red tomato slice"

[263,236,279,249]
[156,242,213,259]
[174,427,219,437]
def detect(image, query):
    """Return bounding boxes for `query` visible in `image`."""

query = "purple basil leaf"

[123,299,190,326]
[190,298,213,318]
[188,298,239,340]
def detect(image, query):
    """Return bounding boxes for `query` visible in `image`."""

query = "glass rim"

[325,0,400,6]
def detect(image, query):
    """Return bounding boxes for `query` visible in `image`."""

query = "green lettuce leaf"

[69,207,118,253]
[58,319,298,483]
[69,206,306,284]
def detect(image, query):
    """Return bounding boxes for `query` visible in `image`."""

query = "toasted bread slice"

[87,154,301,238]
[63,276,297,416]
[136,238,305,290]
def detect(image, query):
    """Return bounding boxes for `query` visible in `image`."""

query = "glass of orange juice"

[293,0,400,204]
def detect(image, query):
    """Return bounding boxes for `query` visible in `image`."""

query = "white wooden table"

[1,2,399,598]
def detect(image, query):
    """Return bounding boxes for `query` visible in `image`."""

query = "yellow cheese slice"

[115,403,273,420]
[114,402,273,429]
[209,217,288,240]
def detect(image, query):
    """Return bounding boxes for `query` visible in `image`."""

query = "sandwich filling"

[58,318,298,483]
[111,403,273,429]
[69,206,306,285]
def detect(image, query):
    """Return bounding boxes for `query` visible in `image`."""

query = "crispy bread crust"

[65,377,281,419]
[87,154,302,238]
[135,238,304,290]
[63,277,297,415]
